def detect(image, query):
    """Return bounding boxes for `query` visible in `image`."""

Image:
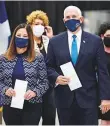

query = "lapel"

[8,57,18,74]
[75,31,88,66]
[62,32,72,63]
[22,57,30,82]
[42,35,49,53]
[64,30,88,67]
[34,35,49,53]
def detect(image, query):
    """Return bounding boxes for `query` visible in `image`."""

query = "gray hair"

[64,6,82,18]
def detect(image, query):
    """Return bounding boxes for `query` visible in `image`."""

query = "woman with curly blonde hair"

[26,10,55,125]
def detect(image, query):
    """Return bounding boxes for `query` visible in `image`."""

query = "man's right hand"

[5,88,16,97]
[56,75,70,85]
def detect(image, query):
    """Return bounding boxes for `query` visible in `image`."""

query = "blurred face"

[32,19,45,38]
[63,7,84,32]
[63,8,83,23]
[102,30,110,48]
[101,30,110,40]
[15,28,28,54]
[32,18,44,26]
[104,30,110,37]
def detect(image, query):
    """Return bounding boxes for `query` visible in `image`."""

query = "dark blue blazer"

[46,31,110,108]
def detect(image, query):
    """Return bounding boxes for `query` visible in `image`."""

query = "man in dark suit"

[46,5,110,125]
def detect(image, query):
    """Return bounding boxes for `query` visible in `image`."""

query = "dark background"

[5,1,110,34]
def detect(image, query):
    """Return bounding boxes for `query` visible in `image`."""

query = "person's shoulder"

[34,52,44,62]
[49,31,67,42]
[84,31,101,40]
[83,31,103,46]
[0,54,6,60]
[0,54,7,64]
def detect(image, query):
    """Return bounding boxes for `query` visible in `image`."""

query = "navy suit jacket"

[46,31,110,108]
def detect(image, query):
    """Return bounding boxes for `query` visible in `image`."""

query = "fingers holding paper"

[5,88,16,97]
[56,75,70,85]
[24,90,36,100]
[100,100,110,114]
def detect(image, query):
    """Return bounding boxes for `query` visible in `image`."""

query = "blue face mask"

[15,37,29,48]
[64,19,81,32]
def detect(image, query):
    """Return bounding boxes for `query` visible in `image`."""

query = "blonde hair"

[26,10,49,26]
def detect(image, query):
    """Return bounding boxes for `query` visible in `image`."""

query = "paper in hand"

[11,79,28,109]
[60,62,82,91]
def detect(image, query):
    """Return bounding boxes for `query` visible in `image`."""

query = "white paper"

[11,79,28,109]
[60,62,82,91]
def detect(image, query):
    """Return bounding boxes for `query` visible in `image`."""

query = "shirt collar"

[67,28,82,40]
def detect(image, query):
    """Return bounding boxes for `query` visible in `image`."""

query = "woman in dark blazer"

[0,23,49,125]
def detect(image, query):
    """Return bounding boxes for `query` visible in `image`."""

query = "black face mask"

[104,37,110,47]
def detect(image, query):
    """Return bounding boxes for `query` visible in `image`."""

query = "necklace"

[34,37,44,51]
[38,43,44,50]
[37,42,44,51]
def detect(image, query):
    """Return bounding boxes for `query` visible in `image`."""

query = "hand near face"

[45,26,53,39]
[24,90,36,100]
[5,88,16,97]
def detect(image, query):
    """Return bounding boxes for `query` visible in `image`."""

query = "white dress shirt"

[55,29,82,87]
[67,29,82,55]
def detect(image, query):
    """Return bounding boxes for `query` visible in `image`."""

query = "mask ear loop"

[42,26,46,35]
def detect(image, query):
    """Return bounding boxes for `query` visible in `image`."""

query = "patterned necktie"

[71,35,78,65]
